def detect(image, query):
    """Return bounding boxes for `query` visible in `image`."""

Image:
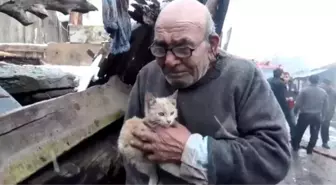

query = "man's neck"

[188,57,223,88]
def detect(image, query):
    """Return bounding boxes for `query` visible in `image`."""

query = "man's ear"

[208,34,220,53]
[208,34,220,57]
[208,34,220,62]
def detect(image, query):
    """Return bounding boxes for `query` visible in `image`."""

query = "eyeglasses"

[149,41,203,59]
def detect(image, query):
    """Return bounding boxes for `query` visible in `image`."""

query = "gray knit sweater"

[124,53,291,184]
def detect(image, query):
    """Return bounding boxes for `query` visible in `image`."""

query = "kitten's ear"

[168,90,178,106]
[145,92,156,106]
[170,99,177,106]
[169,90,178,99]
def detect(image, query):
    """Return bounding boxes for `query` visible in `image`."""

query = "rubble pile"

[0,61,79,105]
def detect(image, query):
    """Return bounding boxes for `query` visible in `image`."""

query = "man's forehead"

[154,21,204,43]
[156,19,203,29]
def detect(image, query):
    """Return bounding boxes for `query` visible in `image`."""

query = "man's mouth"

[167,72,187,78]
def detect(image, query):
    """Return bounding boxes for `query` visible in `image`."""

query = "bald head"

[155,0,213,36]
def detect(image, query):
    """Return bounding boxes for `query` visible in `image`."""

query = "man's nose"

[164,51,179,68]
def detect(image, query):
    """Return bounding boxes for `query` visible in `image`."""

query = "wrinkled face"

[152,21,213,88]
[145,92,178,127]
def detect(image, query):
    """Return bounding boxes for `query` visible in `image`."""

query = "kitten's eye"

[170,111,174,115]
[158,112,165,116]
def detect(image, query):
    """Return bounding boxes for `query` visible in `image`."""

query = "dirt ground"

[280,149,336,185]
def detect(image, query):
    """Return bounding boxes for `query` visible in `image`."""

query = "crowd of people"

[268,68,336,154]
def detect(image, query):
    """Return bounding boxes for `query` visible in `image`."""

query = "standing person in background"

[320,79,336,149]
[283,72,299,101]
[268,69,294,141]
[283,72,299,127]
[292,75,328,154]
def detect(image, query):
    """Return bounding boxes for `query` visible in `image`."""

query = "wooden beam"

[0,51,19,57]
[0,43,47,59]
[301,140,336,160]
[45,43,102,65]
[0,43,47,53]
[0,76,130,184]
[21,118,126,184]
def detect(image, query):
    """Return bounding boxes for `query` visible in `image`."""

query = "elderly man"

[124,0,291,184]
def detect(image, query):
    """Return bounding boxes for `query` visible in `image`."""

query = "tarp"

[0,86,21,114]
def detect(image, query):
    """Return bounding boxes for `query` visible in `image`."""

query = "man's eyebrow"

[172,38,194,46]
[153,38,195,46]
[153,40,167,46]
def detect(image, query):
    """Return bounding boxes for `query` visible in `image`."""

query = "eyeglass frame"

[148,39,205,59]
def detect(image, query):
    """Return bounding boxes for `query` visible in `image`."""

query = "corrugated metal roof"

[293,68,329,79]
[292,62,336,78]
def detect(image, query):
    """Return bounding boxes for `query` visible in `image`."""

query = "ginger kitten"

[118,91,178,185]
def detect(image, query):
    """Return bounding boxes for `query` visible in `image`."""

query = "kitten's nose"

[167,120,171,124]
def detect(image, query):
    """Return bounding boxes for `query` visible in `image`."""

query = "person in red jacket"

[283,72,298,109]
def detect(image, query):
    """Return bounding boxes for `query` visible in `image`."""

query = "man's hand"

[130,122,191,163]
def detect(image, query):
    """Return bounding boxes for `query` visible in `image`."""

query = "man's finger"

[130,140,155,152]
[143,143,155,151]
[130,139,144,150]
[132,129,157,142]
[147,154,166,162]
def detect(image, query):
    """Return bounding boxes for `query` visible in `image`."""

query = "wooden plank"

[0,43,47,52]
[0,43,46,59]
[21,118,126,184]
[68,25,110,44]
[0,76,131,184]
[0,42,105,65]
[45,43,102,65]
[301,140,336,160]
[0,51,19,57]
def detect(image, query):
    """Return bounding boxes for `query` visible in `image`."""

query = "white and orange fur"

[118,91,178,185]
